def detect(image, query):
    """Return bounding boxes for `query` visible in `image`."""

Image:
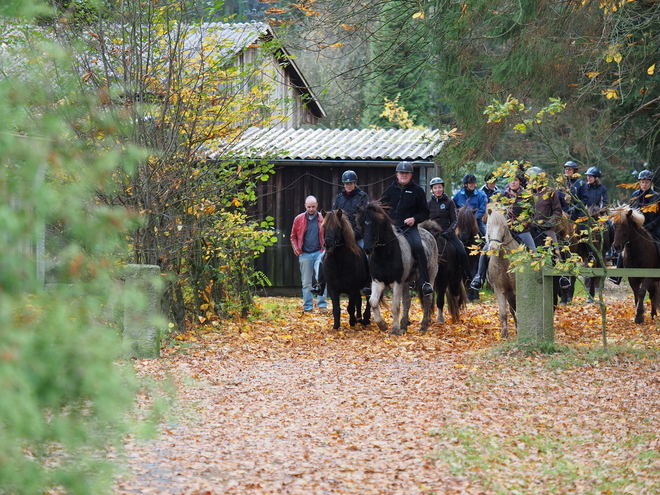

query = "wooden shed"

[219,127,447,294]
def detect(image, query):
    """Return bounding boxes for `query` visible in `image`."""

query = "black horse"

[321,209,371,330]
[420,220,467,323]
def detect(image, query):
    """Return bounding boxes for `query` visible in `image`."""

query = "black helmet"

[462,173,477,184]
[484,172,496,183]
[341,170,358,183]
[396,161,414,173]
[585,166,601,178]
[429,177,444,186]
[638,169,654,181]
[564,160,579,170]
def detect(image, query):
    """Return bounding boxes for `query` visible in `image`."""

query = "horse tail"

[446,280,467,322]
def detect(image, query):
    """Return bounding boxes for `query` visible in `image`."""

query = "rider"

[579,166,609,214]
[428,177,474,283]
[559,160,585,220]
[610,169,660,284]
[480,172,501,202]
[380,161,434,296]
[470,170,534,291]
[331,170,370,248]
[313,170,371,296]
[453,173,488,236]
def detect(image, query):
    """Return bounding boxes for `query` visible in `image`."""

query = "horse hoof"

[634,317,644,324]
[377,321,388,332]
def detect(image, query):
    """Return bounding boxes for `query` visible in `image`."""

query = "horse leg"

[419,287,432,334]
[400,284,413,332]
[347,292,358,327]
[630,278,645,324]
[370,281,388,332]
[649,281,660,320]
[329,287,342,330]
[389,282,405,336]
[359,293,371,326]
[495,290,509,338]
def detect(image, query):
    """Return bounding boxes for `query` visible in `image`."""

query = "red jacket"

[290,212,324,256]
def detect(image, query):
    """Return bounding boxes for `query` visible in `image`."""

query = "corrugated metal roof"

[209,127,446,161]
[182,22,269,58]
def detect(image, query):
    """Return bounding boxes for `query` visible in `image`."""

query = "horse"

[456,206,482,302]
[559,206,611,304]
[356,201,438,335]
[321,209,371,330]
[484,208,517,338]
[610,206,660,323]
[419,220,467,324]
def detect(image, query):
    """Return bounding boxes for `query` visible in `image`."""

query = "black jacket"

[381,180,430,227]
[631,187,660,233]
[428,193,458,232]
[332,187,370,238]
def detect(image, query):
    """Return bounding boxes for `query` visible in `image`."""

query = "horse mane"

[363,200,392,224]
[456,206,479,237]
[610,206,645,228]
[323,210,362,257]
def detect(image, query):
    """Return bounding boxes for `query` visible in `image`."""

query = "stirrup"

[422,282,434,296]
[361,286,372,297]
[607,277,621,285]
[559,276,571,290]
[469,277,482,291]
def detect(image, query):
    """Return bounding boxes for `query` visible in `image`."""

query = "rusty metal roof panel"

[209,127,446,161]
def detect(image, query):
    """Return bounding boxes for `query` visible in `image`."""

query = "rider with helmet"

[528,166,563,246]
[380,161,434,296]
[480,172,501,201]
[630,168,660,254]
[332,170,370,248]
[453,173,488,236]
[559,160,585,219]
[609,168,660,285]
[428,177,474,283]
[579,166,609,213]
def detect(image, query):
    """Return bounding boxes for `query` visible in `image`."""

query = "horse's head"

[485,208,510,250]
[456,206,479,239]
[610,206,644,254]
[357,201,389,256]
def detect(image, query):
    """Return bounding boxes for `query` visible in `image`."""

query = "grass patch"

[428,424,660,494]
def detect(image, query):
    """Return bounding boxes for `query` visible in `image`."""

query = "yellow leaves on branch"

[602,88,619,99]
[598,0,635,14]
[380,94,421,130]
[648,64,656,75]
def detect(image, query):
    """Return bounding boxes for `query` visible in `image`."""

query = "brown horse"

[484,208,517,337]
[611,206,660,323]
[456,206,482,302]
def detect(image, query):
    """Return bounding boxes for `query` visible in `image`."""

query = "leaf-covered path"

[116,288,660,494]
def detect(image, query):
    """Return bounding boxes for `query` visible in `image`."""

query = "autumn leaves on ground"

[116,285,660,495]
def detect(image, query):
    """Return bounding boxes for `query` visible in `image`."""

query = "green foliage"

[0,5,156,493]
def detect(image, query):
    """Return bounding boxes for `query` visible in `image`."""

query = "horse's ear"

[626,208,634,218]
[336,208,343,219]
[321,209,327,217]
[488,207,492,216]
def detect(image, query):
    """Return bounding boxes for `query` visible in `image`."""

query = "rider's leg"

[403,227,433,296]
[469,254,490,290]
[517,231,538,252]
[607,253,624,285]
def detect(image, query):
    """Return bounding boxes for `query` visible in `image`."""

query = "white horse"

[485,208,518,337]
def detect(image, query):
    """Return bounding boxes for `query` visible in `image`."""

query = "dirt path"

[115,288,660,494]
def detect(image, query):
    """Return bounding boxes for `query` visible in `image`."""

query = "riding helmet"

[462,173,477,184]
[429,177,444,186]
[638,169,654,181]
[341,170,358,183]
[585,166,602,178]
[484,172,496,183]
[564,160,579,170]
[396,161,414,173]
[527,166,544,177]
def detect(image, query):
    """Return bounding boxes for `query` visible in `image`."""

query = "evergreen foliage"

[0,1,156,493]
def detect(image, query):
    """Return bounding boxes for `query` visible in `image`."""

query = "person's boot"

[607,253,623,285]
[470,255,488,290]
[422,281,434,296]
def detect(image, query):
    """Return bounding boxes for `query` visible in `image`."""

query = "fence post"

[516,269,554,343]
[123,264,163,359]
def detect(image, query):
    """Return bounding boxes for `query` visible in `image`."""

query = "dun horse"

[420,220,467,323]
[357,201,438,335]
[321,209,371,330]
[611,206,660,323]
[484,208,517,337]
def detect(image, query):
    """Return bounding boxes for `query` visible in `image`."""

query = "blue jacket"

[453,187,488,222]
[579,181,609,210]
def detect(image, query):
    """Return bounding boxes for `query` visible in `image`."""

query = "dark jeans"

[400,225,430,285]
